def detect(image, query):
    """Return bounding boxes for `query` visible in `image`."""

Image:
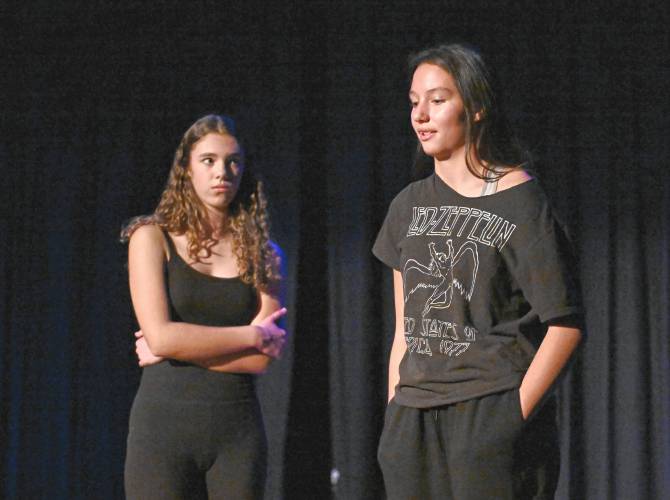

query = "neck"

[434,148,484,187]
[205,208,230,239]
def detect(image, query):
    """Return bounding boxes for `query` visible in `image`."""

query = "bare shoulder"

[498,167,534,191]
[128,224,168,257]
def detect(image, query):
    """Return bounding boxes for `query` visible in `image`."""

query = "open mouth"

[417,131,435,141]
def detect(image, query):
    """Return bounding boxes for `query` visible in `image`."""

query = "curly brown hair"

[121,114,280,292]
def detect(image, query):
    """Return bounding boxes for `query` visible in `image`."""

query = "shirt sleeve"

[372,196,402,270]
[509,216,583,325]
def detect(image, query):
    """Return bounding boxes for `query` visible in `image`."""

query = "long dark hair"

[408,43,530,180]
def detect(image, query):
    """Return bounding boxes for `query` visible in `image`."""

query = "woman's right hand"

[254,307,288,358]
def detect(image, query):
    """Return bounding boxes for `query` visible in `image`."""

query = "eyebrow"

[409,87,453,97]
[197,151,241,158]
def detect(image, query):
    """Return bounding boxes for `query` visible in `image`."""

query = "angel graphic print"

[373,174,581,408]
[401,203,514,360]
[403,238,480,358]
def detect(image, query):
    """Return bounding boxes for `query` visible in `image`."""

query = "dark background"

[2,1,669,499]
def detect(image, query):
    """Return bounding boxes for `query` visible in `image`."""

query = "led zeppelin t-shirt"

[373,173,582,408]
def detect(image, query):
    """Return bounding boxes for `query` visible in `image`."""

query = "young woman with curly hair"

[122,114,286,499]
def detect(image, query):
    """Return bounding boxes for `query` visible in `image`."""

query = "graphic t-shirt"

[373,173,582,408]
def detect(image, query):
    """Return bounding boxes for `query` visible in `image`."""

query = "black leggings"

[125,378,266,499]
[378,390,559,500]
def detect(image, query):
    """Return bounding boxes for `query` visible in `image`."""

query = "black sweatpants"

[378,390,559,500]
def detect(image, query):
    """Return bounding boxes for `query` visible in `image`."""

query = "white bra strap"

[480,168,500,196]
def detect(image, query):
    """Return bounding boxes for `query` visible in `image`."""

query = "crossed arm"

[128,224,286,374]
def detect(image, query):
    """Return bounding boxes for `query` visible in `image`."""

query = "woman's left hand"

[134,330,165,367]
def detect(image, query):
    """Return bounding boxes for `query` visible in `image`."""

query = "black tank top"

[133,232,260,403]
[164,234,259,327]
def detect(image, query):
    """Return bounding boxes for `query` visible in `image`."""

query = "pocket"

[383,398,398,427]
[516,390,525,422]
[509,389,525,427]
[377,399,400,465]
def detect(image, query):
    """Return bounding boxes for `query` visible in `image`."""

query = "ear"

[474,110,485,122]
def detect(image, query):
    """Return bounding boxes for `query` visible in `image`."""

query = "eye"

[201,157,215,166]
[431,98,445,104]
[409,101,418,108]
[225,155,243,169]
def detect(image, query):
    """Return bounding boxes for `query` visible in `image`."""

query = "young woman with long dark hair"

[373,44,582,499]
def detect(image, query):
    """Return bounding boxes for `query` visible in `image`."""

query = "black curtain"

[2,2,668,499]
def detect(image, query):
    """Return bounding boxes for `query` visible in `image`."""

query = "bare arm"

[128,225,284,361]
[519,324,582,419]
[387,270,407,402]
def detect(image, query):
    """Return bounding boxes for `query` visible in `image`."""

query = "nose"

[213,160,226,178]
[412,102,429,123]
